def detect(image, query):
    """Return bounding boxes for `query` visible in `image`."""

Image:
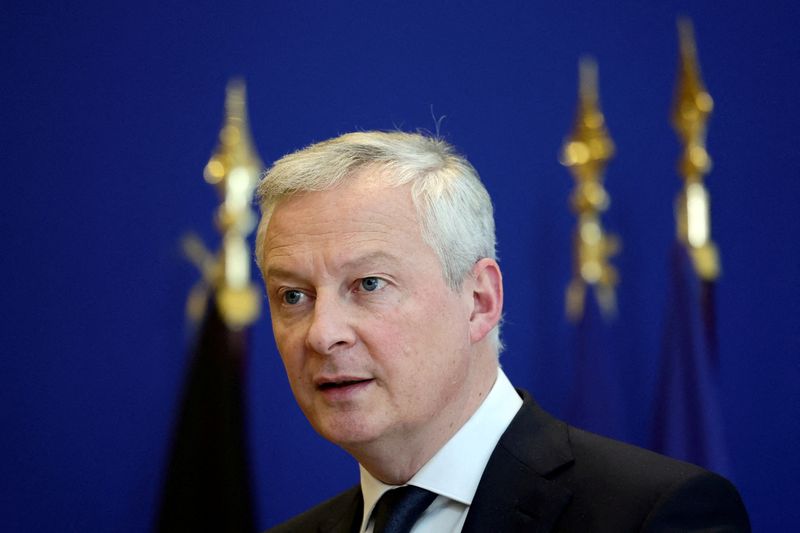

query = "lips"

[317,378,373,391]
[314,376,374,401]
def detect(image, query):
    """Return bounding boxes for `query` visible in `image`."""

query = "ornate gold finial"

[672,18,720,280]
[561,58,620,321]
[186,79,263,329]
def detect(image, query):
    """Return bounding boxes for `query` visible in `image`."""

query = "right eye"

[282,289,304,305]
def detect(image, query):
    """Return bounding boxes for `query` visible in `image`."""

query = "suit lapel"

[319,486,363,533]
[462,390,574,533]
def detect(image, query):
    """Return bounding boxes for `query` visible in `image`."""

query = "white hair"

[254,131,502,351]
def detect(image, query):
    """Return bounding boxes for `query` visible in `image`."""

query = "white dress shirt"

[359,368,523,533]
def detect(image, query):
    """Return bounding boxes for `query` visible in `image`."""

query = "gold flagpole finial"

[561,58,620,321]
[189,79,263,329]
[672,18,720,280]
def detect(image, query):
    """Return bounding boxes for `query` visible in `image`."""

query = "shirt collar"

[359,368,522,527]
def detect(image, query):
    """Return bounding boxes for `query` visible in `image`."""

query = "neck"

[347,358,499,485]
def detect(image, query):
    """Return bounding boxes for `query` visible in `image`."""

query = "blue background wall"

[2,1,798,531]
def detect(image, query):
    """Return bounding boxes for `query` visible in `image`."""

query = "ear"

[468,258,503,344]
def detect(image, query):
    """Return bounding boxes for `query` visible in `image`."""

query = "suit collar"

[462,389,574,532]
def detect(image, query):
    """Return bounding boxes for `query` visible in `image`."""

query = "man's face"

[262,172,482,454]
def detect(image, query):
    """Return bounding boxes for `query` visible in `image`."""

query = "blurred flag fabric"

[156,295,256,533]
[651,242,730,475]
[565,292,626,441]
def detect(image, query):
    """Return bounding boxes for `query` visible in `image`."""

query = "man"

[255,131,749,532]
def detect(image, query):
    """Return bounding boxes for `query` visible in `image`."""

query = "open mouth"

[318,378,372,391]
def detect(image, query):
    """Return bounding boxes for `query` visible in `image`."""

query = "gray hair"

[254,131,501,350]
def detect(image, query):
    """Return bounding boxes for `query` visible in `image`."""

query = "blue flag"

[565,290,626,441]
[651,242,730,475]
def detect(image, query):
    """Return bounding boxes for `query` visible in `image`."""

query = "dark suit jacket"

[267,390,750,532]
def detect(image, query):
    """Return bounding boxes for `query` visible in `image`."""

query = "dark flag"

[651,242,730,475]
[565,291,626,441]
[156,295,256,532]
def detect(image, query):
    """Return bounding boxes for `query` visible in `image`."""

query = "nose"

[305,291,356,355]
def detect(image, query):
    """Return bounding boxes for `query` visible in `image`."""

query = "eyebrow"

[265,250,402,282]
[264,265,301,283]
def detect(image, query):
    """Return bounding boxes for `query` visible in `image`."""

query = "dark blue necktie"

[371,485,437,533]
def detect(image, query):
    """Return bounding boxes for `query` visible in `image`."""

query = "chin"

[314,417,383,449]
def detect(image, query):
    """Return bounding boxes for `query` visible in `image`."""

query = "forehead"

[262,174,428,270]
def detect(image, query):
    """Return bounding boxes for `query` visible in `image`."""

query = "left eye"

[359,277,385,292]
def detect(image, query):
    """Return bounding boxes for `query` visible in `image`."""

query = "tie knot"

[371,486,437,533]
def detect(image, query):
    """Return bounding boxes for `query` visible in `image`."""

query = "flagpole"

[672,18,719,281]
[560,57,620,322]
[202,79,263,329]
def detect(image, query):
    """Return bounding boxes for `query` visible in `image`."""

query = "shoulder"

[567,425,707,492]
[566,427,749,531]
[561,424,750,531]
[499,391,750,531]
[264,485,361,533]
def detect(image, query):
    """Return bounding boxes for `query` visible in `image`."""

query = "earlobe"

[468,258,503,344]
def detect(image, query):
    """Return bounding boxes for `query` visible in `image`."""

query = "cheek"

[279,350,314,407]
[402,298,468,349]
[272,328,307,379]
